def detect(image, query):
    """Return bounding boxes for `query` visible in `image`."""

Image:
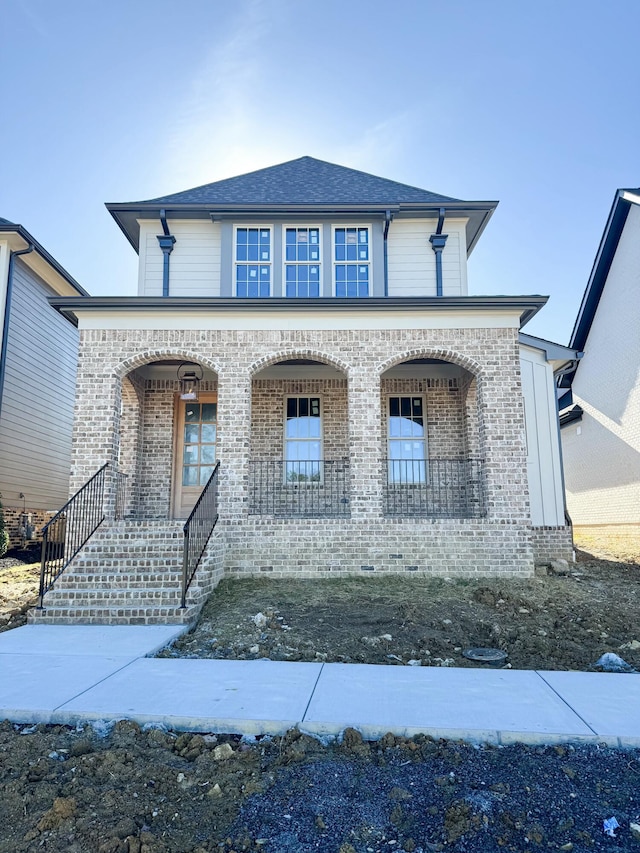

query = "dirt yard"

[2,537,640,852]
[160,547,640,673]
[0,549,40,634]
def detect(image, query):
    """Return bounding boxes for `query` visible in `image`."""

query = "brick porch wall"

[68,327,534,576]
[224,518,533,577]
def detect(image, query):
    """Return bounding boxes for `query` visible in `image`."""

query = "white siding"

[520,345,566,526]
[562,203,640,526]
[0,241,10,355]
[138,219,221,296]
[0,259,79,510]
[387,218,468,297]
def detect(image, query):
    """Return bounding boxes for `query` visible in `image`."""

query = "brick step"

[54,572,183,589]
[43,590,189,608]
[78,544,183,555]
[28,603,200,626]
[72,554,182,571]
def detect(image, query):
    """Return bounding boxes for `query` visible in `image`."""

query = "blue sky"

[2,0,639,343]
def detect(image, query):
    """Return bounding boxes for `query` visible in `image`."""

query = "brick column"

[216,366,251,523]
[68,352,121,518]
[478,343,530,523]
[348,366,383,518]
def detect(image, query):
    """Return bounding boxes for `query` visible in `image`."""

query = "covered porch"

[110,351,485,523]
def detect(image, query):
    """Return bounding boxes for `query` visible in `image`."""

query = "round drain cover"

[463,647,507,664]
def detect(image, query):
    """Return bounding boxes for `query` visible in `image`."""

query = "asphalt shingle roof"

[133,156,462,207]
[0,217,17,225]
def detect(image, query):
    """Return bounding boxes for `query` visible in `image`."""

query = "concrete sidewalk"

[1,625,639,747]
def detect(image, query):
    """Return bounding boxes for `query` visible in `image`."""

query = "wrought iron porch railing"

[114,470,128,520]
[38,463,109,607]
[384,458,485,518]
[248,459,350,517]
[182,461,220,608]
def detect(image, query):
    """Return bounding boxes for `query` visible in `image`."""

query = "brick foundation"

[223,517,534,578]
[529,525,575,564]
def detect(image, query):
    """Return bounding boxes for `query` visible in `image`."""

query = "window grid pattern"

[236,228,271,297]
[182,402,217,487]
[387,396,427,483]
[334,227,370,297]
[285,227,321,297]
[285,396,322,481]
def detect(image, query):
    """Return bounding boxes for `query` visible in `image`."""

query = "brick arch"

[114,349,221,381]
[378,348,484,379]
[250,349,351,378]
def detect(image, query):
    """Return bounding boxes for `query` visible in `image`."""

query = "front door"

[172,394,218,519]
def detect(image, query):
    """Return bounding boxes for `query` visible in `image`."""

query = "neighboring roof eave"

[559,404,583,428]
[560,187,640,389]
[0,223,89,296]
[519,333,583,370]
[48,294,547,327]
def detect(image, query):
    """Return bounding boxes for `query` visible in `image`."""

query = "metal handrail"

[181,461,220,608]
[38,463,109,607]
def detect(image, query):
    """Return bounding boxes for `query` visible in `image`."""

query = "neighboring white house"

[0,218,87,547]
[559,189,640,546]
[34,157,579,624]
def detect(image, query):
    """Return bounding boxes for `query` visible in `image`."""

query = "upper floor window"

[236,227,271,297]
[285,227,321,297]
[334,226,370,297]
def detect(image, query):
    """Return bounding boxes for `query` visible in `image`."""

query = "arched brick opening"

[379,350,486,519]
[115,353,219,520]
[248,351,351,518]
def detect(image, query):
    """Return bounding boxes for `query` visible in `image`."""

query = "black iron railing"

[248,459,350,517]
[384,458,485,518]
[38,463,109,607]
[114,470,128,520]
[182,461,220,608]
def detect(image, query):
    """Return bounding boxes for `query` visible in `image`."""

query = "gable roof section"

[0,219,88,297]
[559,188,640,389]
[107,156,498,254]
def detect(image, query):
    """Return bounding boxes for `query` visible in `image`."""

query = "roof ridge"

[121,156,463,207]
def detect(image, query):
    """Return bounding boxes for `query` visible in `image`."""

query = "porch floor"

[1,625,638,747]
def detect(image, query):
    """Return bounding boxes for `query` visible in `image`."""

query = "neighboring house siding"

[0,258,78,510]
[138,220,222,296]
[387,219,467,297]
[562,204,640,527]
[520,346,565,527]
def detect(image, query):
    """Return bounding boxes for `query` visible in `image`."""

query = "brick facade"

[66,326,557,578]
[2,505,55,550]
[529,525,574,564]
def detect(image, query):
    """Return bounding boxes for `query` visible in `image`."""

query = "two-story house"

[0,218,87,548]
[32,157,578,625]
